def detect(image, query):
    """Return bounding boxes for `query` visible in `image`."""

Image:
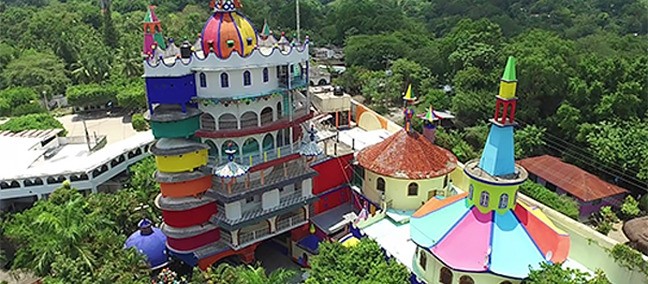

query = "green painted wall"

[150,116,200,139]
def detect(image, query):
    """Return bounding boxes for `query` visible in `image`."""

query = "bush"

[66,84,117,108]
[116,82,146,110]
[12,102,46,116]
[0,113,66,135]
[639,194,648,212]
[595,206,619,235]
[620,195,641,220]
[0,87,39,116]
[131,113,148,131]
[519,181,580,220]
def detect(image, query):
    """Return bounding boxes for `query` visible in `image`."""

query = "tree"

[2,50,71,97]
[66,84,117,108]
[0,113,67,135]
[344,33,410,71]
[515,125,547,159]
[620,195,641,220]
[525,262,611,284]
[101,1,120,49]
[306,239,409,284]
[0,87,39,117]
[594,206,619,235]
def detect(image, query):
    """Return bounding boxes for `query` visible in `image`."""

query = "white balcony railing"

[276,213,306,231]
[238,227,270,245]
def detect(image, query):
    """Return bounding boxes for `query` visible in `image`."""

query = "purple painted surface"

[145,74,197,111]
[578,193,626,220]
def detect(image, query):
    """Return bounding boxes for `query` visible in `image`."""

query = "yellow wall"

[362,170,449,211]
[155,149,208,173]
[467,178,520,214]
[449,165,469,192]
[358,112,383,131]
[413,247,520,284]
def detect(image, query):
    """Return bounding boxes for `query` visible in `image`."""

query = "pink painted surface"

[432,207,492,271]
[143,34,155,55]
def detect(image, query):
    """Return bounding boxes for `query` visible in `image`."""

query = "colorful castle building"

[409,57,571,284]
[144,0,316,269]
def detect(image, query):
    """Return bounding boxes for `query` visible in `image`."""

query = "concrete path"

[56,111,137,145]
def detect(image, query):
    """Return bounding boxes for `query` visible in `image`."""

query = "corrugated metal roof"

[518,155,628,202]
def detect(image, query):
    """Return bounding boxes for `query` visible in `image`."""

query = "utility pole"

[296,0,301,41]
[83,119,92,151]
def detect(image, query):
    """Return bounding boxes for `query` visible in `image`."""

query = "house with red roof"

[518,155,629,220]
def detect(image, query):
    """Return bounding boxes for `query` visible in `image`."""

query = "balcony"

[212,191,316,230]
[207,143,299,170]
[195,109,311,139]
[207,159,317,202]
[278,77,307,90]
[276,209,307,232]
[239,226,271,246]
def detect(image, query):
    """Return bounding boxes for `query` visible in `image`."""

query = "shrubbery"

[519,181,580,220]
[0,113,66,136]
[0,87,41,117]
[620,195,641,220]
[595,206,619,235]
[66,84,117,108]
[131,113,148,131]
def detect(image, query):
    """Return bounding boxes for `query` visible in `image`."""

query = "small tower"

[402,84,416,133]
[422,105,439,144]
[143,5,166,57]
[494,57,518,126]
[465,56,527,213]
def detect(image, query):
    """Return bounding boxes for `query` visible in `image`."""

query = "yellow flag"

[403,84,415,100]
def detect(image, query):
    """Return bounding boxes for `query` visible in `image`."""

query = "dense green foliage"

[66,84,117,108]
[0,157,160,282]
[0,113,66,135]
[194,263,297,284]
[306,239,409,284]
[594,206,619,235]
[519,181,580,220]
[620,195,641,220]
[131,113,149,131]
[525,262,611,284]
[0,87,41,116]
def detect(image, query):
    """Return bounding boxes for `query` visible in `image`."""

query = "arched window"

[459,276,474,284]
[243,70,251,86]
[376,178,385,193]
[205,140,218,158]
[263,68,269,83]
[218,113,237,130]
[468,184,474,200]
[277,102,283,118]
[221,140,239,158]
[439,267,453,284]
[480,191,490,207]
[498,193,509,209]
[276,129,285,147]
[262,134,274,151]
[220,72,229,88]
[200,113,216,130]
[443,175,449,188]
[199,72,207,88]
[408,183,418,196]
[242,138,260,157]
[418,249,427,270]
[260,107,273,125]
[240,111,259,128]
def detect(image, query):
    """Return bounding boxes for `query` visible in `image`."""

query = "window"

[439,267,453,284]
[408,183,418,196]
[468,184,474,200]
[199,72,207,88]
[220,72,229,88]
[376,178,385,193]
[245,196,254,203]
[480,191,490,207]
[263,68,269,83]
[498,193,509,209]
[243,70,251,86]
[418,249,427,270]
[443,175,448,188]
[459,276,474,284]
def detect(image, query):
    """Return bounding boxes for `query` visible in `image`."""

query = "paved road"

[56,112,137,145]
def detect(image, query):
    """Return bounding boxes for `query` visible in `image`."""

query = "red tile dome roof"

[357,130,457,179]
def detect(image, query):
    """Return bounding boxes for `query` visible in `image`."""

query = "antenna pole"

[296,0,301,41]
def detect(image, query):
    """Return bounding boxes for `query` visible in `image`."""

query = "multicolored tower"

[143,5,166,57]
[144,0,316,270]
[410,57,570,283]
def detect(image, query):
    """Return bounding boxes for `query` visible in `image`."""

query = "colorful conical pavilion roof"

[261,19,271,37]
[502,56,517,82]
[143,5,160,23]
[201,1,258,58]
[410,193,570,279]
[403,84,416,101]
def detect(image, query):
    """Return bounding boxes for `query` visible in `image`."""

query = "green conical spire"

[501,56,516,82]
[262,20,271,37]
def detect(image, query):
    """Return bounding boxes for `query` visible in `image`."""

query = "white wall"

[225,200,242,220]
[196,67,279,99]
[262,189,280,210]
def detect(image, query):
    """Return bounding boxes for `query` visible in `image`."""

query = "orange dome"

[201,11,258,58]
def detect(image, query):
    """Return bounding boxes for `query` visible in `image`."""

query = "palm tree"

[236,265,297,284]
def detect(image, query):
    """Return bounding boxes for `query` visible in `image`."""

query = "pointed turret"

[143,6,166,56]
[261,20,271,39]
[402,83,416,101]
[479,56,519,177]
[421,105,438,144]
